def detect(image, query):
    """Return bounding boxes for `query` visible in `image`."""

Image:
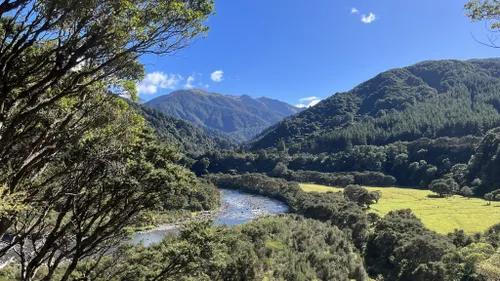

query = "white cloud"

[185,75,195,89]
[137,72,182,94]
[205,84,210,88]
[351,7,359,14]
[299,96,320,102]
[308,99,321,107]
[361,13,376,24]
[210,70,224,82]
[296,96,322,108]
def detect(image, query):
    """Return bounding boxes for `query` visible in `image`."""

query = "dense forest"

[192,136,480,188]
[129,102,236,154]
[144,89,302,143]
[251,59,500,153]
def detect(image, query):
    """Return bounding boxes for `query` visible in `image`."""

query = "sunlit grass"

[300,183,500,234]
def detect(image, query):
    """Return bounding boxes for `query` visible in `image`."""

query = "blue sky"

[138,0,500,107]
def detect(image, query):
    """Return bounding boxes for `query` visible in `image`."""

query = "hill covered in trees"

[251,59,500,153]
[144,89,302,143]
[129,102,236,155]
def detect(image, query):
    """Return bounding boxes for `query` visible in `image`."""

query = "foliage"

[0,0,215,280]
[466,127,500,195]
[365,209,456,281]
[476,250,500,281]
[485,193,494,204]
[447,229,474,248]
[251,59,500,154]
[484,223,500,249]
[460,186,475,198]
[195,136,479,188]
[344,185,381,208]
[429,176,459,197]
[466,0,500,31]
[129,102,236,154]
[59,216,368,281]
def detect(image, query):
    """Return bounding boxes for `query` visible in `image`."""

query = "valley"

[2,1,500,280]
[118,58,500,281]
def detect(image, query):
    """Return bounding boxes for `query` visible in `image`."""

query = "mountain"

[144,89,302,143]
[128,102,236,154]
[250,58,500,153]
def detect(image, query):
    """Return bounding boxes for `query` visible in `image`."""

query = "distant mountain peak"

[144,89,302,143]
[170,88,210,95]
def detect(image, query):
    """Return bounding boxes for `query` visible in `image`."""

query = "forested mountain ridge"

[144,89,302,143]
[128,102,236,154]
[251,58,500,153]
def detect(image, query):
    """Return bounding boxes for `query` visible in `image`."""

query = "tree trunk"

[0,217,12,241]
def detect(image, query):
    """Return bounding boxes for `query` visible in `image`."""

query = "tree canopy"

[0,1,215,280]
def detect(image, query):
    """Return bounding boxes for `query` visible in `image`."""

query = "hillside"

[129,102,235,154]
[250,58,500,153]
[144,89,302,143]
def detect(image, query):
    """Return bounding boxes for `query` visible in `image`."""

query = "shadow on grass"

[426,194,443,199]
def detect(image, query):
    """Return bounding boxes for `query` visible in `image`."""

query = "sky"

[138,0,500,107]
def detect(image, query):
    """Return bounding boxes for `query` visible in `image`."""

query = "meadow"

[300,183,500,234]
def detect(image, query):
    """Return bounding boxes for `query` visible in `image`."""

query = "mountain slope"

[251,58,500,153]
[144,89,302,143]
[128,102,236,154]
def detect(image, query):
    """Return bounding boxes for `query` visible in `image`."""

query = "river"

[131,189,289,246]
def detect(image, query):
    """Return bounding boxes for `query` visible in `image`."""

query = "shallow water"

[131,189,288,246]
[214,189,289,226]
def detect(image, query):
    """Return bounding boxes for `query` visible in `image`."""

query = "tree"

[0,1,215,280]
[271,162,288,177]
[484,223,500,248]
[79,216,369,281]
[485,193,494,205]
[277,139,287,152]
[344,185,370,208]
[366,209,455,281]
[83,221,232,281]
[0,0,214,240]
[369,190,382,204]
[466,128,500,195]
[447,229,473,248]
[368,213,381,226]
[1,101,214,281]
[451,164,469,186]
[476,251,500,281]
[193,157,211,175]
[443,242,496,280]
[460,186,474,199]
[465,0,500,48]
[429,178,458,197]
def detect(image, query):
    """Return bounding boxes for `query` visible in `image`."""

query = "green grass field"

[300,183,500,234]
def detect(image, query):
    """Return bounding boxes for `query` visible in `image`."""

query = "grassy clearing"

[300,183,500,234]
